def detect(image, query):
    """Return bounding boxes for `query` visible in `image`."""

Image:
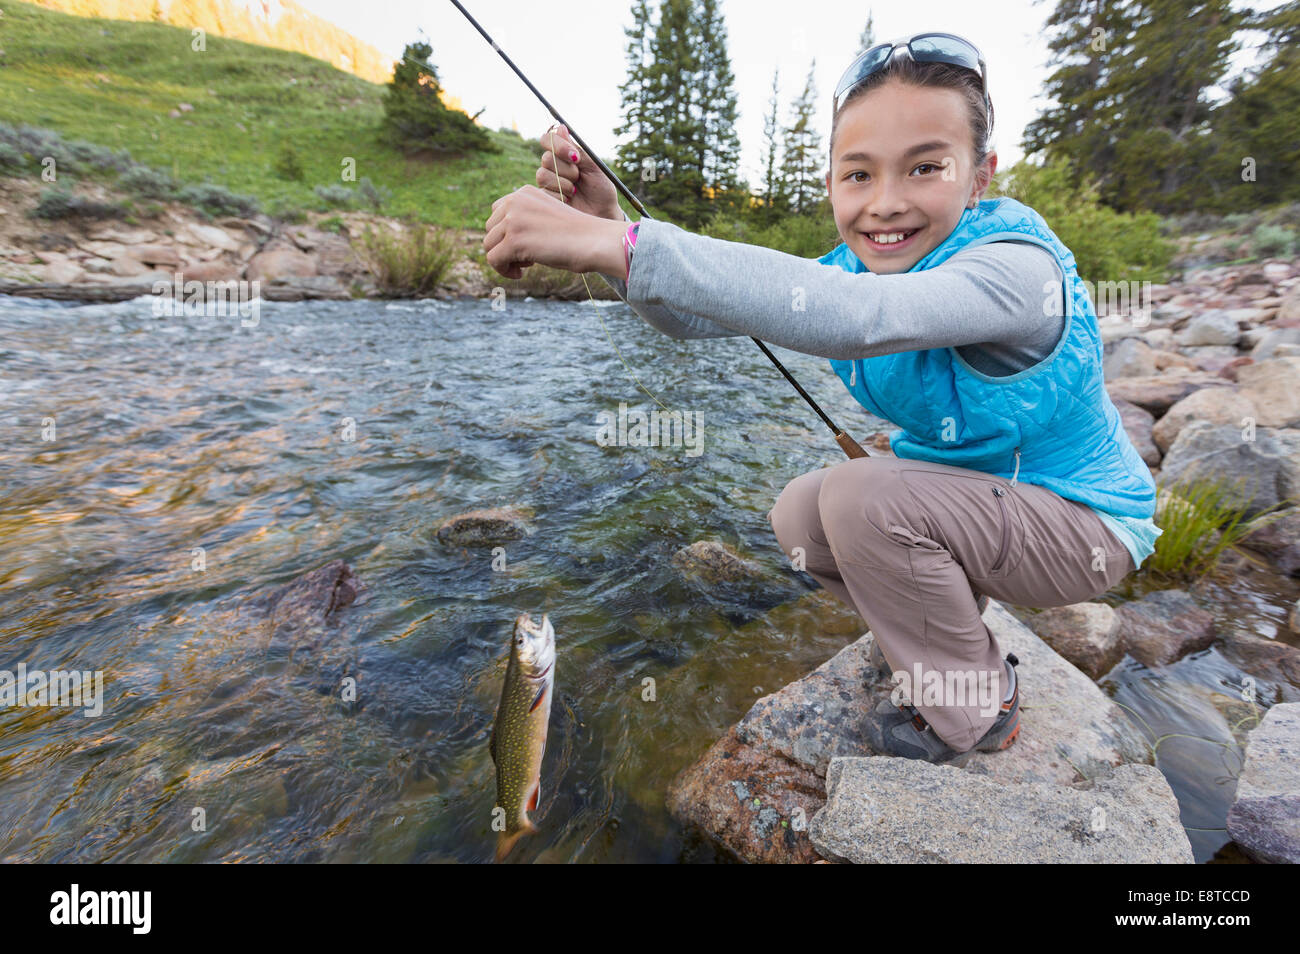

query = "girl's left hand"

[483,185,623,281]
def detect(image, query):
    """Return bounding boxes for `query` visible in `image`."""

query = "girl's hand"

[483,185,626,280]
[536,123,622,221]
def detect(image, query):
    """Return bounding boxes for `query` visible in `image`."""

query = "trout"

[489,612,555,861]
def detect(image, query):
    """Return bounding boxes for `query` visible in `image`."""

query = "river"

[0,292,1293,862]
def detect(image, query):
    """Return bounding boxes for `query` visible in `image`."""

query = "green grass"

[1145,474,1295,581]
[0,1,539,227]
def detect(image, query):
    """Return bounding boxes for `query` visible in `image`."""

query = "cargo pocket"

[887,524,945,551]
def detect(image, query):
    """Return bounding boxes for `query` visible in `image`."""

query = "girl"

[482,32,1162,763]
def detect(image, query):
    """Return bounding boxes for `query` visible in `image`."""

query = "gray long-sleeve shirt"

[598,215,1066,377]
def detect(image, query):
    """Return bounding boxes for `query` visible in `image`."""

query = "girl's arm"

[603,217,1066,361]
[596,211,740,340]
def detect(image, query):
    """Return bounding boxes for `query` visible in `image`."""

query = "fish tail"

[494,819,539,862]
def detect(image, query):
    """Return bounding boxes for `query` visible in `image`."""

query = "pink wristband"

[623,222,639,281]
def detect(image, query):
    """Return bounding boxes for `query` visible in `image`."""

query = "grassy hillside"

[31,0,396,86]
[0,1,539,226]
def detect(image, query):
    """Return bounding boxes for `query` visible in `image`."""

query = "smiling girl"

[483,32,1161,763]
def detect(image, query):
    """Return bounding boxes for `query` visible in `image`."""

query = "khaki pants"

[767,455,1136,751]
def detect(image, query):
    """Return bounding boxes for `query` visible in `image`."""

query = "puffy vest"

[817,196,1156,518]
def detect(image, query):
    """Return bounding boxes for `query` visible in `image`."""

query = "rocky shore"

[659,255,1300,863]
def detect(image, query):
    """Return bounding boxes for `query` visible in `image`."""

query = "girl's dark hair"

[829,55,995,173]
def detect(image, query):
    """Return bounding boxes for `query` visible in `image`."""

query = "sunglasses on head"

[833,32,991,121]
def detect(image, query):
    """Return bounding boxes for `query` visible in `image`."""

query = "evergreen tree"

[381,41,497,157]
[613,0,746,228]
[1203,1,1300,209]
[614,0,658,204]
[777,61,824,216]
[695,0,747,218]
[760,68,787,218]
[1023,0,1242,213]
[857,12,876,56]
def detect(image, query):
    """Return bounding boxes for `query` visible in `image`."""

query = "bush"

[32,187,124,220]
[272,144,305,182]
[176,182,260,218]
[357,220,457,297]
[313,184,356,209]
[1250,224,1296,259]
[0,142,25,175]
[357,176,391,212]
[988,157,1175,284]
[701,209,841,258]
[119,164,177,198]
[318,215,345,234]
[268,198,307,223]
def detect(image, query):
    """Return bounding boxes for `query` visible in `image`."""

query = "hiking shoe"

[863,653,1020,762]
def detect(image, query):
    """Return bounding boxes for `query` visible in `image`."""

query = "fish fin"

[526,779,541,813]
[529,683,550,713]
[495,828,527,863]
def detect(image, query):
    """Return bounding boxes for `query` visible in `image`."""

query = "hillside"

[31,0,397,87]
[0,1,539,226]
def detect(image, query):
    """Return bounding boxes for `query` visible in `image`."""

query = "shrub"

[1250,224,1296,259]
[313,183,356,209]
[119,164,177,198]
[357,176,391,212]
[0,142,25,175]
[32,187,124,220]
[318,215,345,234]
[356,220,457,297]
[272,144,305,182]
[988,157,1175,284]
[176,182,260,217]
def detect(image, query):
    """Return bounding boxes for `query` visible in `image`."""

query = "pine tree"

[613,0,746,228]
[857,12,876,56]
[695,0,747,218]
[760,69,786,217]
[381,41,497,157]
[1023,0,1242,214]
[777,61,824,216]
[614,0,658,204]
[1203,1,1300,209]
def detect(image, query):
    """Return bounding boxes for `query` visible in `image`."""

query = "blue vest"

[817,196,1156,518]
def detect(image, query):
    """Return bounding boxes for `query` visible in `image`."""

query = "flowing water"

[0,293,1295,863]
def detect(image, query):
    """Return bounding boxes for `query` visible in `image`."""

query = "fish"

[489,612,556,861]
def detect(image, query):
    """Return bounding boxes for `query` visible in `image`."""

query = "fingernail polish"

[570,151,579,162]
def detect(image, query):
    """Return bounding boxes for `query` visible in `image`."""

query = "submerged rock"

[670,540,766,584]
[1113,589,1217,668]
[1226,703,1300,863]
[434,506,533,547]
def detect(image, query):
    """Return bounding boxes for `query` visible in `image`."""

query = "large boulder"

[1158,422,1300,519]
[810,758,1191,863]
[1105,370,1227,417]
[1235,357,1300,428]
[666,602,1165,862]
[1017,602,1124,680]
[1226,703,1300,863]
[1150,387,1257,454]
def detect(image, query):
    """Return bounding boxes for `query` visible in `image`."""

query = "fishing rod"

[448,0,869,461]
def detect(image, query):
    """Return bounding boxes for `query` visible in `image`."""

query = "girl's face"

[824,79,997,275]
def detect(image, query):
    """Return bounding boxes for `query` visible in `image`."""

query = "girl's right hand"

[536,124,622,221]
